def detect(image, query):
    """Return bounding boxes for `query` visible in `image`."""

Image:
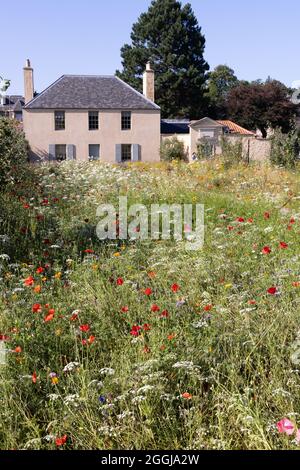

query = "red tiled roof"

[217,120,255,136]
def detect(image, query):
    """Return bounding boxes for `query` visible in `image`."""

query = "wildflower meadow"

[0,160,300,450]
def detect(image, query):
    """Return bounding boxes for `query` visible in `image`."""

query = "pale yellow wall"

[161,133,191,156]
[23,109,161,162]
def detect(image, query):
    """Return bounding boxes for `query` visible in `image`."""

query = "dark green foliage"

[227,80,297,138]
[0,118,29,188]
[270,129,300,168]
[116,0,209,119]
[207,65,239,119]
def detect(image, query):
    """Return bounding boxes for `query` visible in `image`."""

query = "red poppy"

[144,288,152,296]
[143,323,151,331]
[290,218,296,225]
[55,435,67,447]
[247,218,254,223]
[44,313,55,322]
[79,324,90,332]
[24,276,34,287]
[160,310,169,318]
[14,346,22,353]
[70,312,79,321]
[292,282,300,288]
[148,271,156,279]
[171,284,180,293]
[32,303,42,313]
[279,242,288,249]
[88,335,96,344]
[23,203,30,209]
[267,287,277,295]
[44,310,55,322]
[151,304,160,312]
[0,334,9,341]
[182,392,193,400]
[264,212,270,219]
[167,333,176,341]
[227,226,234,231]
[116,278,124,286]
[237,217,245,223]
[248,300,257,305]
[84,249,94,254]
[32,372,37,384]
[204,305,213,312]
[130,325,142,337]
[36,267,44,274]
[262,246,272,255]
[121,306,129,313]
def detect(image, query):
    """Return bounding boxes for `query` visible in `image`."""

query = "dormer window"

[55,111,65,130]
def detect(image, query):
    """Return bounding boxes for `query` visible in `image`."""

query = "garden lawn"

[0,160,300,450]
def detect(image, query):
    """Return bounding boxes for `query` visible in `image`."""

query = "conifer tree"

[116,0,209,118]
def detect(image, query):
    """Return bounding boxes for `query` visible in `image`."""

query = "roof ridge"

[62,74,115,78]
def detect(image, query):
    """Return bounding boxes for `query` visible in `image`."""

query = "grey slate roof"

[25,75,160,110]
[0,95,24,112]
[161,119,190,134]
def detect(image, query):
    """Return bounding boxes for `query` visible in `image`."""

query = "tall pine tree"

[116,0,209,119]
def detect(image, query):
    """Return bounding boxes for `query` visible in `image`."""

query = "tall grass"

[0,160,300,449]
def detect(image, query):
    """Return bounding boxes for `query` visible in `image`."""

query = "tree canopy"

[116,0,209,119]
[227,80,297,137]
[207,65,239,118]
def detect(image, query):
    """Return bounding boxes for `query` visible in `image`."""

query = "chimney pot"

[143,62,155,102]
[23,59,34,104]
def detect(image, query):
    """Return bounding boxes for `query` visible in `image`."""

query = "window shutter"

[67,144,76,160]
[115,144,122,163]
[132,144,141,162]
[49,144,56,161]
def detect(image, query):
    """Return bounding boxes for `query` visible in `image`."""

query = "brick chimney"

[143,62,155,102]
[23,59,34,104]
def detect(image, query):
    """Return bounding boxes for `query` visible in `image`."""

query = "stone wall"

[161,132,272,163]
[226,135,272,162]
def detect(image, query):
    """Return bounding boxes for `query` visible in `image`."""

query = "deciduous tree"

[227,80,296,138]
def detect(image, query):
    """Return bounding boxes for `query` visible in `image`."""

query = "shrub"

[197,138,215,160]
[160,136,187,162]
[0,118,29,188]
[270,128,299,168]
[220,136,243,166]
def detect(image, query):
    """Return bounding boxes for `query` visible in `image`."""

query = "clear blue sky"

[2,0,300,95]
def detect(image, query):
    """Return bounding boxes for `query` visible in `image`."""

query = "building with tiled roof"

[217,120,255,136]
